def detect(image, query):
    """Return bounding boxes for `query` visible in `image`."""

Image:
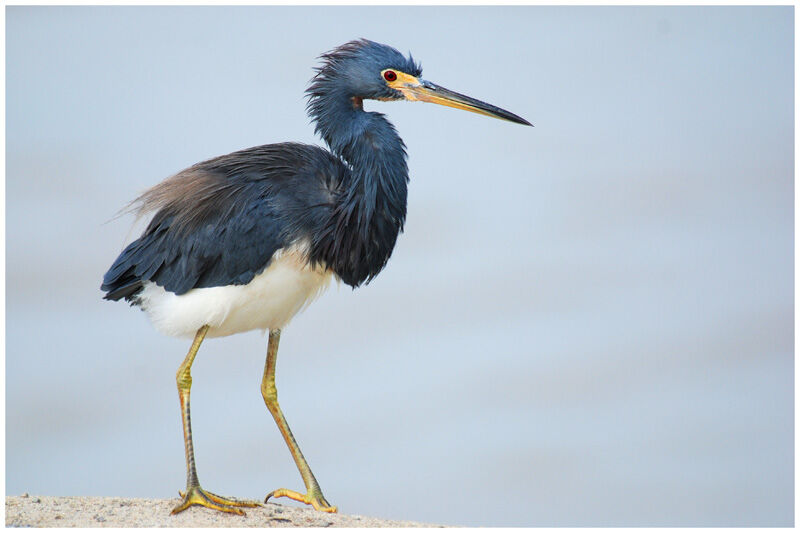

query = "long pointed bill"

[389,73,531,126]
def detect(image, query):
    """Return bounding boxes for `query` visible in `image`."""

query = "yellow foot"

[171,485,261,516]
[265,488,338,513]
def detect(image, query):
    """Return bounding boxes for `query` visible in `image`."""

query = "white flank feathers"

[136,243,333,338]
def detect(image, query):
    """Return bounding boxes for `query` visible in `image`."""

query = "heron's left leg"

[261,329,337,513]
[171,325,261,515]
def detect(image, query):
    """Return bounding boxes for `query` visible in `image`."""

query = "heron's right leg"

[171,325,260,516]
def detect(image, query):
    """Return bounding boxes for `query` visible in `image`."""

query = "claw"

[265,487,338,513]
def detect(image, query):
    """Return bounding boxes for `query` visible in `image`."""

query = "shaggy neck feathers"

[306,42,410,287]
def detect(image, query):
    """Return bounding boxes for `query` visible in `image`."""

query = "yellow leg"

[171,325,261,516]
[261,329,337,513]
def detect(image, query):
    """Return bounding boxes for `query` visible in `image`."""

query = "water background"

[6,6,793,526]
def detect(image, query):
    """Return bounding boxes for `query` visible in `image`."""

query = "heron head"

[309,39,531,126]
[309,39,420,103]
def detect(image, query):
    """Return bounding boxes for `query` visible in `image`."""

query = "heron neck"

[310,92,410,287]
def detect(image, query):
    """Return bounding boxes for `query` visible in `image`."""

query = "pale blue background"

[6,6,793,526]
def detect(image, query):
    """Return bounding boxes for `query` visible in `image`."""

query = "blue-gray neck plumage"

[305,52,410,287]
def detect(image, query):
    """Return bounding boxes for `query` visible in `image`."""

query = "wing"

[101,143,343,301]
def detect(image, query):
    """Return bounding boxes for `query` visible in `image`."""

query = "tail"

[101,231,161,302]
[101,245,145,302]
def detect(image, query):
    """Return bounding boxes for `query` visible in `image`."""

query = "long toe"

[265,487,337,513]
[172,486,262,516]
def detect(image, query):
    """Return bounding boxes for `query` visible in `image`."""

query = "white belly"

[136,245,333,338]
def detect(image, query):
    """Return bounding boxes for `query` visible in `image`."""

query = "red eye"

[383,70,397,82]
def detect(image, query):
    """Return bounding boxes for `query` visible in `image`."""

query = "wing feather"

[101,143,343,301]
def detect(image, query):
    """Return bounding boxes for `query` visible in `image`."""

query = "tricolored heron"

[102,39,530,516]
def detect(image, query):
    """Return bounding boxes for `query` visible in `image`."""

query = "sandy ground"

[5,494,442,528]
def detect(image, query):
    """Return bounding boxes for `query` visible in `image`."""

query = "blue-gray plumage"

[101,39,530,516]
[103,143,344,299]
[103,41,424,302]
